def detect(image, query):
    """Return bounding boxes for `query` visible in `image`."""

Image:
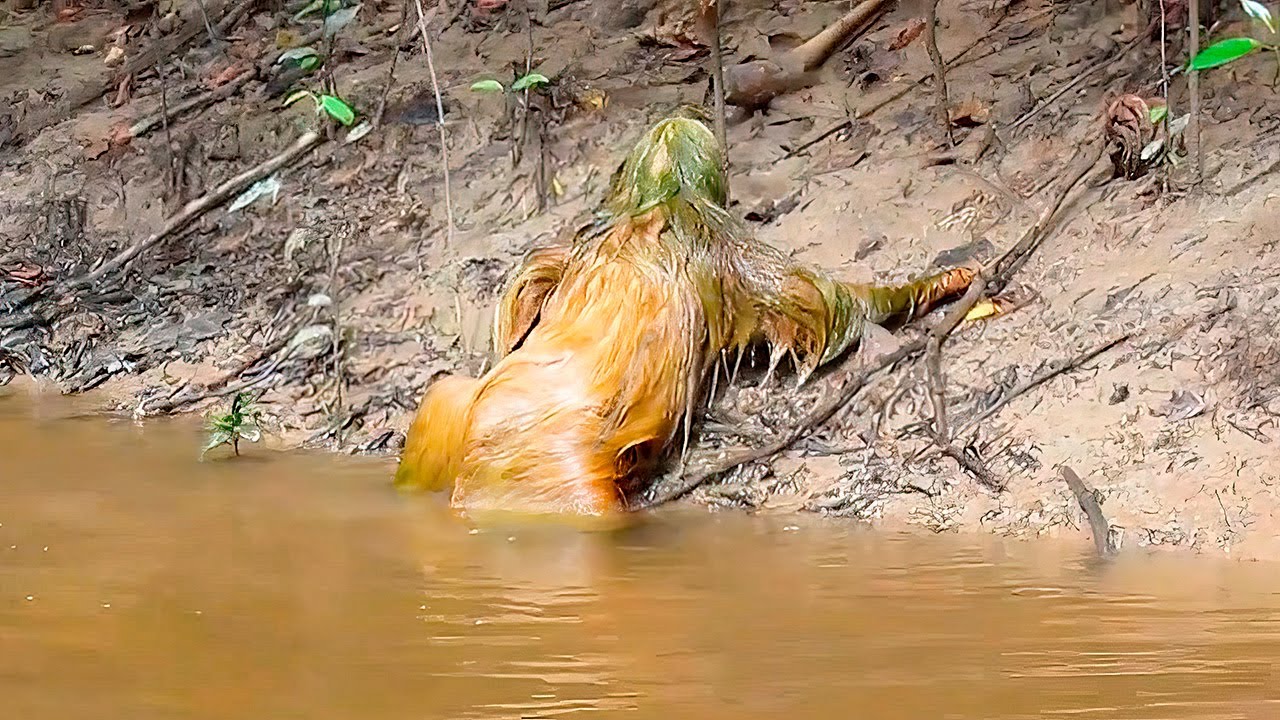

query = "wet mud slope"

[2,0,1279,557]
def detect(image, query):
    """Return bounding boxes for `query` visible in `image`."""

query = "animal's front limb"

[850,267,976,330]
[393,374,480,492]
[753,265,975,381]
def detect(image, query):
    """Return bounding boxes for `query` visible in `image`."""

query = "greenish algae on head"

[604,106,727,217]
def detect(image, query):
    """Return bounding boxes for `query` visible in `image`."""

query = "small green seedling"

[1189,1,1278,79]
[284,90,358,127]
[470,72,551,95]
[202,392,263,459]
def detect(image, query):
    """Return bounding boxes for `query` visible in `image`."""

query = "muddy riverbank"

[3,0,1280,556]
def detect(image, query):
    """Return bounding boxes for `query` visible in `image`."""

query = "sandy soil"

[3,0,1279,557]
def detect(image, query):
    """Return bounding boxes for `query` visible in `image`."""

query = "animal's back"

[452,227,713,517]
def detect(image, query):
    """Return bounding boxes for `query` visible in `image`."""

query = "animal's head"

[605,106,727,217]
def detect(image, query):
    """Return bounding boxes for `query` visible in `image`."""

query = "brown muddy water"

[2,387,1279,720]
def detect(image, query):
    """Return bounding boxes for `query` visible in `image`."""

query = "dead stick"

[988,137,1105,292]
[784,22,1008,159]
[1010,38,1142,131]
[143,338,290,414]
[1060,466,1115,556]
[952,332,1132,440]
[923,0,954,145]
[412,0,455,247]
[1188,0,1202,186]
[638,333,928,508]
[130,71,255,139]
[708,0,729,196]
[37,131,323,303]
[925,335,949,440]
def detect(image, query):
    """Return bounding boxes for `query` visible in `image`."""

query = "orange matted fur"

[394,108,973,523]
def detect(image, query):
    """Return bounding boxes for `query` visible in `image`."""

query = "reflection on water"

[2,386,1279,719]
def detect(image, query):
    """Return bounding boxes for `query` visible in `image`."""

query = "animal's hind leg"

[394,375,479,492]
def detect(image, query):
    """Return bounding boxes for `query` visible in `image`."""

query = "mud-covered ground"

[3,0,1279,557]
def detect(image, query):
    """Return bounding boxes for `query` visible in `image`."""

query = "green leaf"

[201,430,233,458]
[1241,0,1277,34]
[318,94,357,126]
[1190,37,1263,71]
[299,55,321,71]
[292,0,325,21]
[470,79,505,93]
[323,3,361,39]
[1148,104,1168,124]
[283,90,314,108]
[344,120,373,144]
[511,73,550,92]
[277,46,319,64]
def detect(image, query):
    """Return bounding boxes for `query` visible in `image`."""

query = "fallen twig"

[1188,0,1202,185]
[142,335,292,415]
[638,332,928,508]
[951,332,1132,440]
[784,11,1014,159]
[1010,37,1142,131]
[704,0,730,197]
[13,131,324,315]
[11,0,251,145]
[129,70,255,139]
[1060,465,1116,556]
[925,335,949,440]
[923,0,953,145]
[376,0,412,127]
[412,0,455,247]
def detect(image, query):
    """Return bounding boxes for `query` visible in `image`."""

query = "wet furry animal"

[394,107,973,522]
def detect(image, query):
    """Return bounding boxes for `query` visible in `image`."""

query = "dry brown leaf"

[208,62,249,88]
[888,17,926,51]
[949,97,990,127]
[1104,93,1158,179]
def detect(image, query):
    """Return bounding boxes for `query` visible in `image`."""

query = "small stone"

[1108,383,1130,405]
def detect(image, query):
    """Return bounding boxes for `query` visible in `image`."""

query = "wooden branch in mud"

[724,0,889,109]
[129,71,255,139]
[951,332,1131,441]
[1188,0,1202,185]
[117,0,256,84]
[923,0,953,145]
[701,0,729,197]
[1010,38,1142,132]
[16,132,324,314]
[1060,466,1116,556]
[639,333,929,508]
[783,10,1012,159]
[375,0,412,128]
[987,138,1106,293]
[141,315,307,414]
[412,0,455,246]
[11,0,252,146]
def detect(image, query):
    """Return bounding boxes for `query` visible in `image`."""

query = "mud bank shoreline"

[3,0,1279,557]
